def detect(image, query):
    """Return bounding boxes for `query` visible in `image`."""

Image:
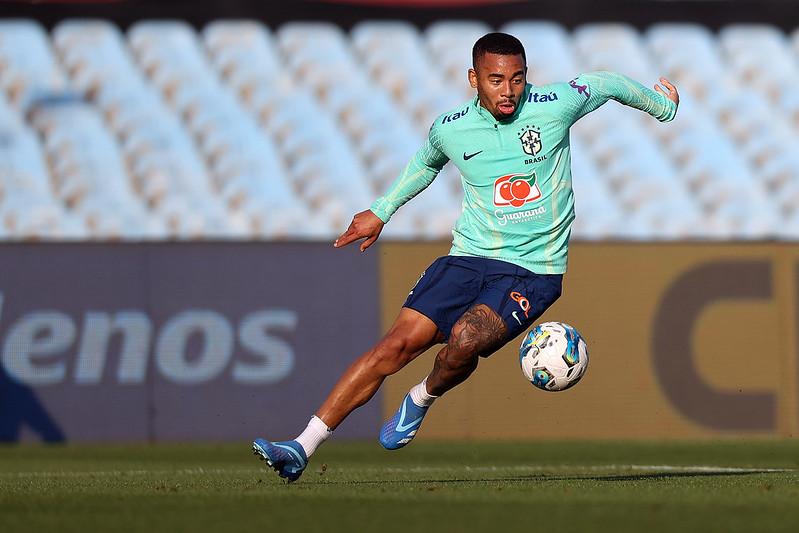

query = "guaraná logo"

[493,173,541,208]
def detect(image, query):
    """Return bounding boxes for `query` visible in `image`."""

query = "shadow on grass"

[312,469,782,485]
[552,470,779,482]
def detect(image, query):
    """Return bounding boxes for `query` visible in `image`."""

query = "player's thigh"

[474,271,563,351]
[381,307,444,360]
[365,309,441,374]
[402,256,484,341]
[447,303,509,359]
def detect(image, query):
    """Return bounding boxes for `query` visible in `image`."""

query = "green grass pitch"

[1,440,798,532]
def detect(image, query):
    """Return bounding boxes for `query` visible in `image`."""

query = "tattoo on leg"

[450,304,508,357]
[426,305,508,396]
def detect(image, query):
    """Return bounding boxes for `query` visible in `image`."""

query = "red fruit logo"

[493,173,541,207]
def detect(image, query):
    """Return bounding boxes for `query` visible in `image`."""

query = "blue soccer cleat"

[379,393,430,450]
[252,438,308,482]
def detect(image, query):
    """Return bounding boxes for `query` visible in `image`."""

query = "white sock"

[294,415,332,457]
[409,377,438,407]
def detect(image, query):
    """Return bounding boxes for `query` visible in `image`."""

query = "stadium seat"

[1,18,799,241]
[574,23,657,81]
[29,101,151,230]
[646,23,726,104]
[425,20,492,94]
[352,21,451,117]
[501,21,579,83]
[128,20,332,238]
[0,19,69,109]
[0,192,79,239]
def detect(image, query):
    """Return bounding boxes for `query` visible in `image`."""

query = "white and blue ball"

[519,322,589,392]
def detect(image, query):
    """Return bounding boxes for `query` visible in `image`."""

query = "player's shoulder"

[525,81,569,105]
[431,97,478,134]
[531,77,591,102]
[523,75,601,114]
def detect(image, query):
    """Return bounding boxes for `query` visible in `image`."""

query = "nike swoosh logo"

[512,311,522,326]
[463,150,483,160]
[395,398,423,432]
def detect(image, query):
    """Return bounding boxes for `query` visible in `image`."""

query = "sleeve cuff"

[659,99,678,122]
[369,204,392,224]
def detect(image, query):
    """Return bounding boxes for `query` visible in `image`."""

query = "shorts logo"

[518,125,542,156]
[511,291,531,318]
[493,173,541,208]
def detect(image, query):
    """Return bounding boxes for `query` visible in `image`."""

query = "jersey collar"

[472,83,533,125]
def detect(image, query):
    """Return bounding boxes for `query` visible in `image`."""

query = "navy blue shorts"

[403,255,563,343]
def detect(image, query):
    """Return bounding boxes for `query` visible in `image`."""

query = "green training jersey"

[370,71,678,274]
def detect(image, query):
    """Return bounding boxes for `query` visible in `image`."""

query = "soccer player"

[253,32,679,481]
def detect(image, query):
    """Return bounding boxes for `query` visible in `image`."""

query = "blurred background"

[1,0,797,444]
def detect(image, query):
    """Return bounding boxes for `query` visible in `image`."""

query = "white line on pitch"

[612,465,792,473]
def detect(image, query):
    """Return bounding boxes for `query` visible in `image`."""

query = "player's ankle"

[294,415,332,457]
[410,377,438,407]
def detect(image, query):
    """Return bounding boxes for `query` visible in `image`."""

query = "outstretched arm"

[564,71,679,125]
[334,123,450,252]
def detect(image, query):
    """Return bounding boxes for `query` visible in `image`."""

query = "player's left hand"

[654,77,679,106]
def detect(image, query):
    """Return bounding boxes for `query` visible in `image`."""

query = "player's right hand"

[334,209,385,252]
[654,77,679,106]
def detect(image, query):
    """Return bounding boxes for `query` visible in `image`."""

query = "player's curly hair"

[472,32,526,69]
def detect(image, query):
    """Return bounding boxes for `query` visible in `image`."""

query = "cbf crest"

[518,125,542,156]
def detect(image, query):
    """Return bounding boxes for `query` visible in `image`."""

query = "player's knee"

[367,334,414,374]
[441,327,481,369]
[448,326,502,362]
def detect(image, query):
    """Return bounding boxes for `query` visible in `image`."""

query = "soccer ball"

[519,322,589,392]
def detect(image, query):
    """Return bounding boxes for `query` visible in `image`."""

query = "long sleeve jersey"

[370,71,678,274]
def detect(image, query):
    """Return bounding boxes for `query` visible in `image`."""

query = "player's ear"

[468,68,478,89]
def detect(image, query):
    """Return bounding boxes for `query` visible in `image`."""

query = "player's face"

[469,53,527,120]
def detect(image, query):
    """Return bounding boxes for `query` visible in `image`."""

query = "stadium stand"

[0,18,798,240]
